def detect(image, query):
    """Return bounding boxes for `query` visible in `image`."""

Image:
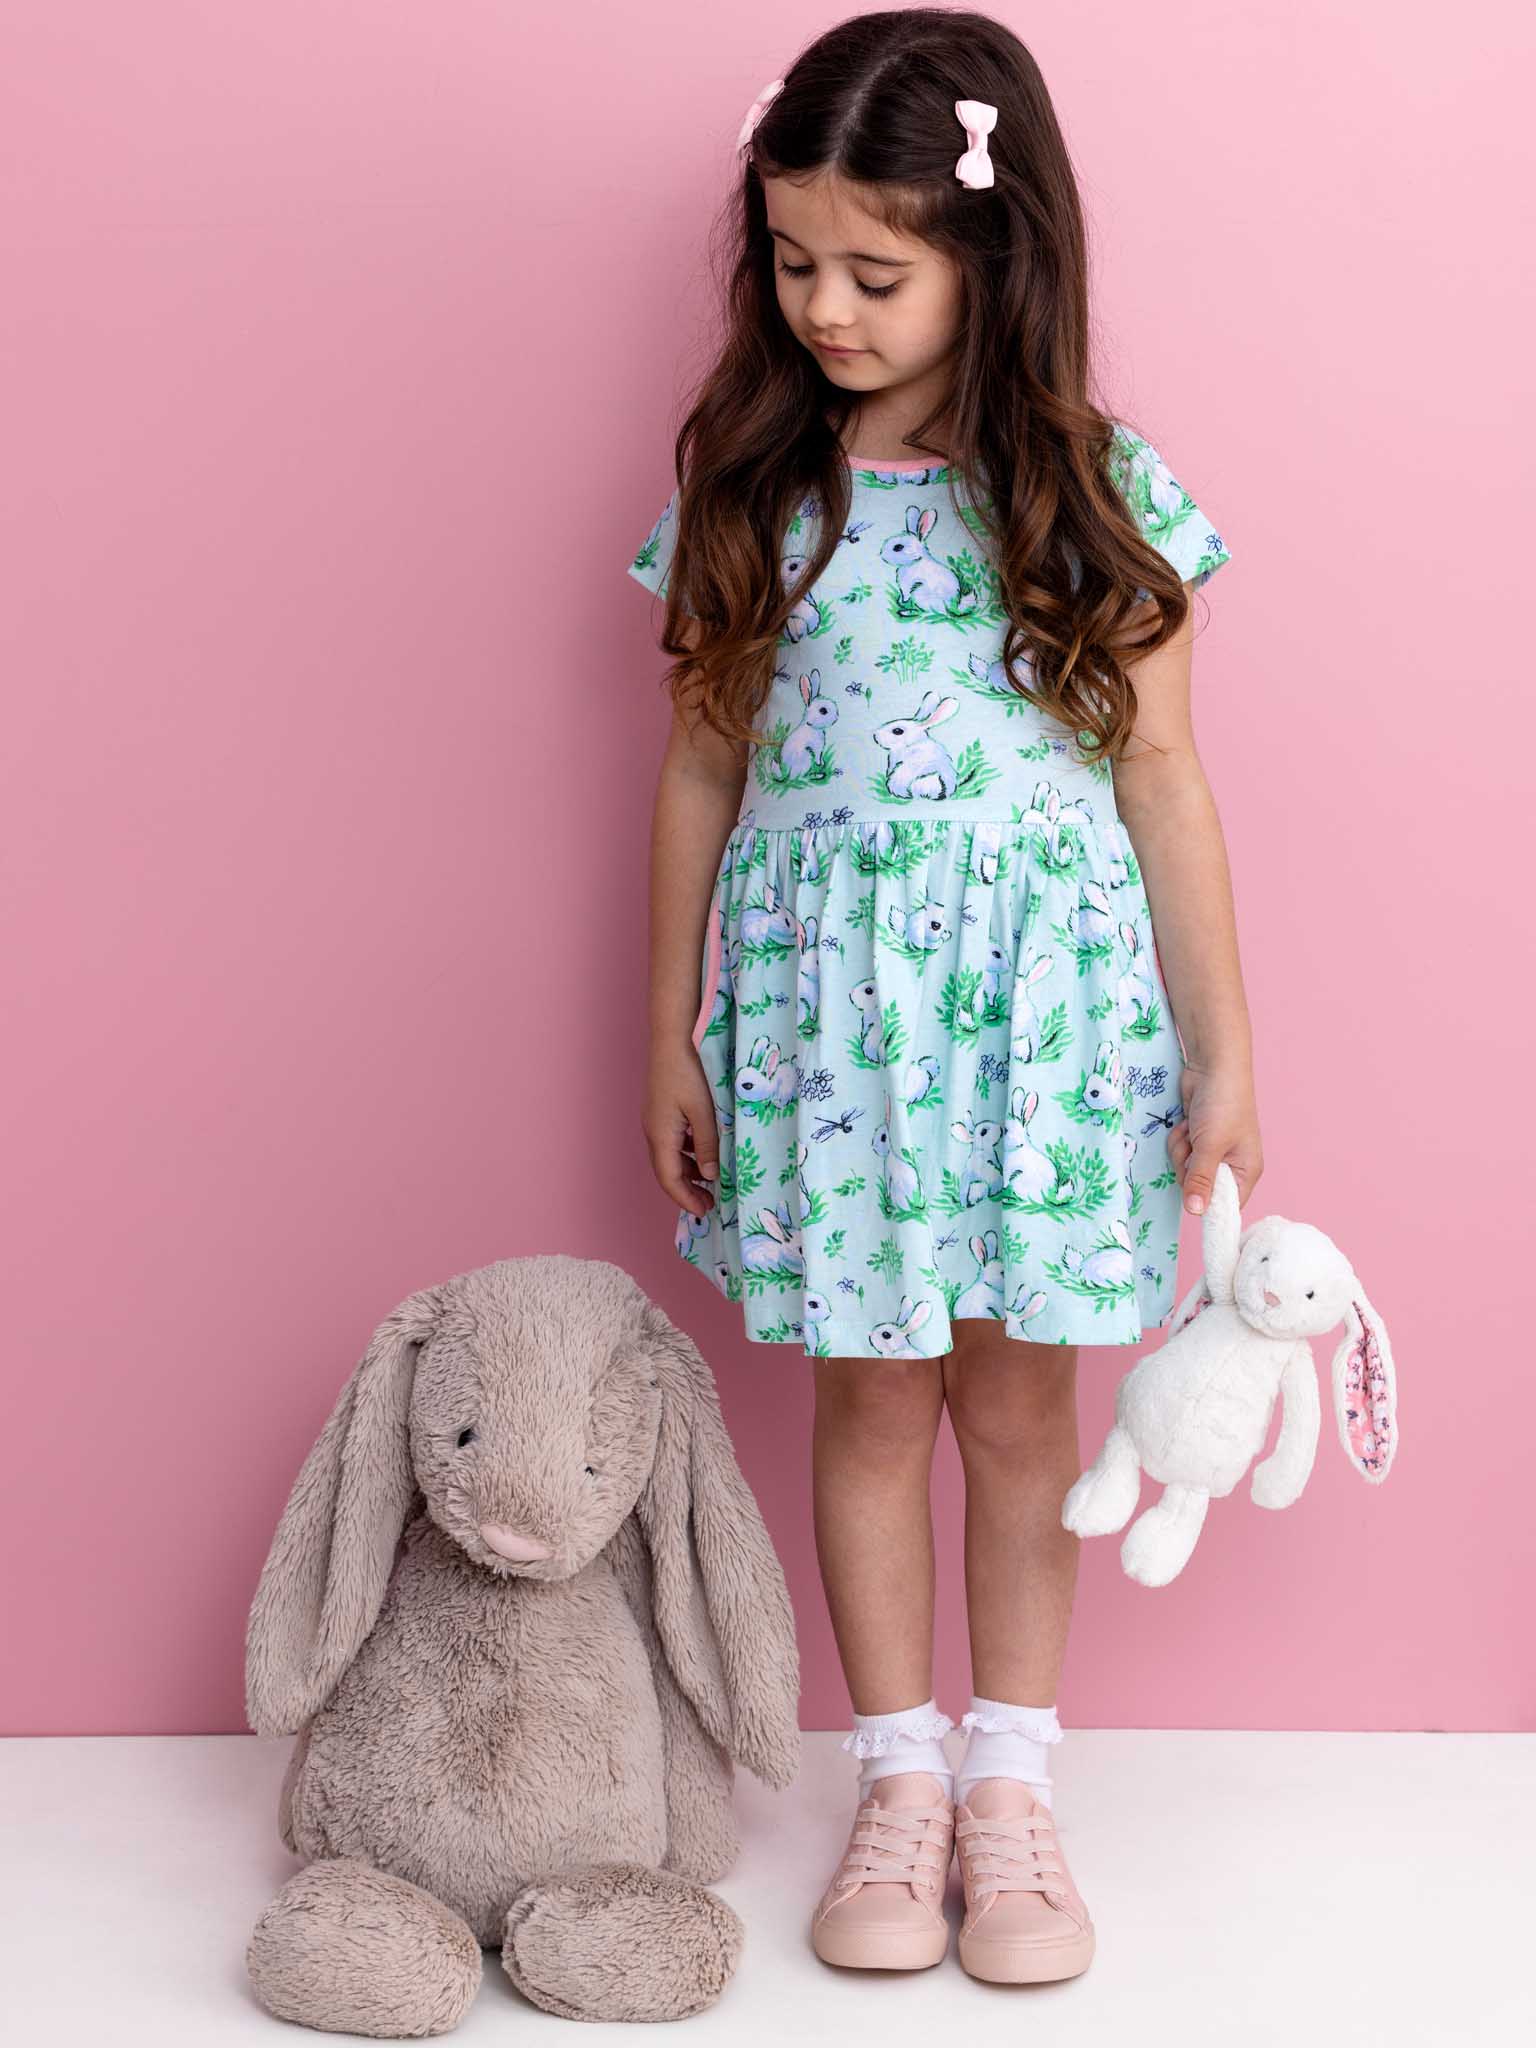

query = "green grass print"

[1120,997,1163,1041]
[1055,1071,1125,1136]
[716,1134,764,1210]
[1013,999,1071,1064]
[883,550,1004,629]
[874,634,936,688]
[753,717,839,797]
[876,1148,928,1224]
[1051,916,1116,976]
[1043,1232,1139,1307]
[867,1236,904,1283]
[1022,820,1090,880]
[846,999,908,1070]
[934,968,1008,1045]
[877,913,949,969]
[931,1140,1116,1223]
[955,663,1036,719]
[919,1266,963,1315]
[854,466,953,490]
[737,1089,797,1128]
[849,822,942,878]
[869,738,1000,807]
[1011,735,1114,791]
[743,1266,805,1298]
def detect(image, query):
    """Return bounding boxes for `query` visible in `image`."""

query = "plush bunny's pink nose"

[1263,1289,1281,1308]
[480,1523,552,1562]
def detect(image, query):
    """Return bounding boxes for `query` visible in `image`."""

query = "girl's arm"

[642,630,749,1215]
[1111,584,1263,1213]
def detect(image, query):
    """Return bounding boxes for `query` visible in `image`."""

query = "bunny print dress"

[627,425,1230,1358]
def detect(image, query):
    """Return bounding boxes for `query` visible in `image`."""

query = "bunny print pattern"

[628,425,1231,1357]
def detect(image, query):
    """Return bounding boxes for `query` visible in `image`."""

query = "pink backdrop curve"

[1,1,1529,1734]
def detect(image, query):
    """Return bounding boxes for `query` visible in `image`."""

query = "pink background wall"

[3,3,1529,1736]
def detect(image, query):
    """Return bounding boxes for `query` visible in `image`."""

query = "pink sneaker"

[810,1771,955,1970]
[954,1779,1095,1983]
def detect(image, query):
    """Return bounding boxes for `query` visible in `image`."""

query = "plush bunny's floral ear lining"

[1332,1292,1397,1483]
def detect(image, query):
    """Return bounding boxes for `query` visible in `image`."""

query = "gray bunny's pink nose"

[480,1523,552,1562]
[1263,1289,1281,1308]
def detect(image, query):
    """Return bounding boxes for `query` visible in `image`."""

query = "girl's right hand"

[642,1039,721,1216]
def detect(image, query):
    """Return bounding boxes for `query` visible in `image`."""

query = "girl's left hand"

[1168,1054,1263,1214]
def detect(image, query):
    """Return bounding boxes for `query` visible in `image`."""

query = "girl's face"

[762,171,963,407]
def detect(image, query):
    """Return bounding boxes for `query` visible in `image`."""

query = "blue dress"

[627,426,1231,1357]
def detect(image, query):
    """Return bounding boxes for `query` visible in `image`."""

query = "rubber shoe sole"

[957,1917,1094,1983]
[812,1914,950,1971]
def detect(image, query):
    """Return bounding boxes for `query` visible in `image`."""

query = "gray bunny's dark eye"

[584,1465,596,1478]
[456,1426,477,1448]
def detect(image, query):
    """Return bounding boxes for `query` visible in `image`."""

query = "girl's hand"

[1168,1053,1263,1215]
[643,1039,721,1216]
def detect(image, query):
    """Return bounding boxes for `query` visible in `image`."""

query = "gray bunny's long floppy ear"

[632,1298,801,1790]
[244,1285,442,1736]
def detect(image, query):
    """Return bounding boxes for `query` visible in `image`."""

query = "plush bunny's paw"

[1119,1486,1209,1587]
[1250,1458,1303,1511]
[247,1858,482,2037]
[1061,1426,1141,1537]
[502,1864,742,2022]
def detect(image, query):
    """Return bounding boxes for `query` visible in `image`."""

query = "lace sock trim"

[840,1704,956,1759]
[959,1701,1063,1744]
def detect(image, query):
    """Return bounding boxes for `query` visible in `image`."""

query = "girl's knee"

[813,1356,943,1446]
[943,1338,1078,1454]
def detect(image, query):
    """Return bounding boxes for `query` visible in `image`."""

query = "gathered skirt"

[674,805,1189,1358]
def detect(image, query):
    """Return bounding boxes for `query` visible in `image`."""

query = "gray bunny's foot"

[501,1863,743,2021]
[247,1857,482,2037]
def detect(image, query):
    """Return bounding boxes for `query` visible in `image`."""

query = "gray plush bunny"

[243,1254,801,2031]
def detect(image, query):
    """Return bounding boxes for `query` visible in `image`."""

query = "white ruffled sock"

[841,1697,956,1796]
[955,1696,1062,1809]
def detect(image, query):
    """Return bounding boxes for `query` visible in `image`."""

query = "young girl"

[630,9,1261,1986]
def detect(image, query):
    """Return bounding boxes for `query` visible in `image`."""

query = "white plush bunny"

[1061,1162,1399,1586]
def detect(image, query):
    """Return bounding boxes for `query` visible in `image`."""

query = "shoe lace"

[835,1801,952,1893]
[955,1808,1068,1902]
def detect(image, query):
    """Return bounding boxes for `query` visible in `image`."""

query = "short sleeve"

[1109,423,1231,589]
[625,487,696,616]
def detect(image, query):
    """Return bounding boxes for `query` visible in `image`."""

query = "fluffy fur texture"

[243,1255,801,2029]
[1061,1163,1398,1586]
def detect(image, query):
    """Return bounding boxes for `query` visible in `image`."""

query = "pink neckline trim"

[843,452,945,472]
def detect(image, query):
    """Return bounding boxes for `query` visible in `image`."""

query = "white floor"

[4,1729,1531,2045]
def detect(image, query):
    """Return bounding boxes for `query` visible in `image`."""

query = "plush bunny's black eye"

[457,1426,477,1448]
[1305,1291,1314,1300]
[584,1464,596,1477]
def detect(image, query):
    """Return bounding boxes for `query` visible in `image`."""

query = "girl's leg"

[811,1355,946,1712]
[940,1321,1081,1704]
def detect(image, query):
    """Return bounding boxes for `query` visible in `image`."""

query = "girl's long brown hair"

[653,7,1191,766]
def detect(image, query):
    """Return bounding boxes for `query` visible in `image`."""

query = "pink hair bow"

[737,77,785,150]
[954,99,997,189]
